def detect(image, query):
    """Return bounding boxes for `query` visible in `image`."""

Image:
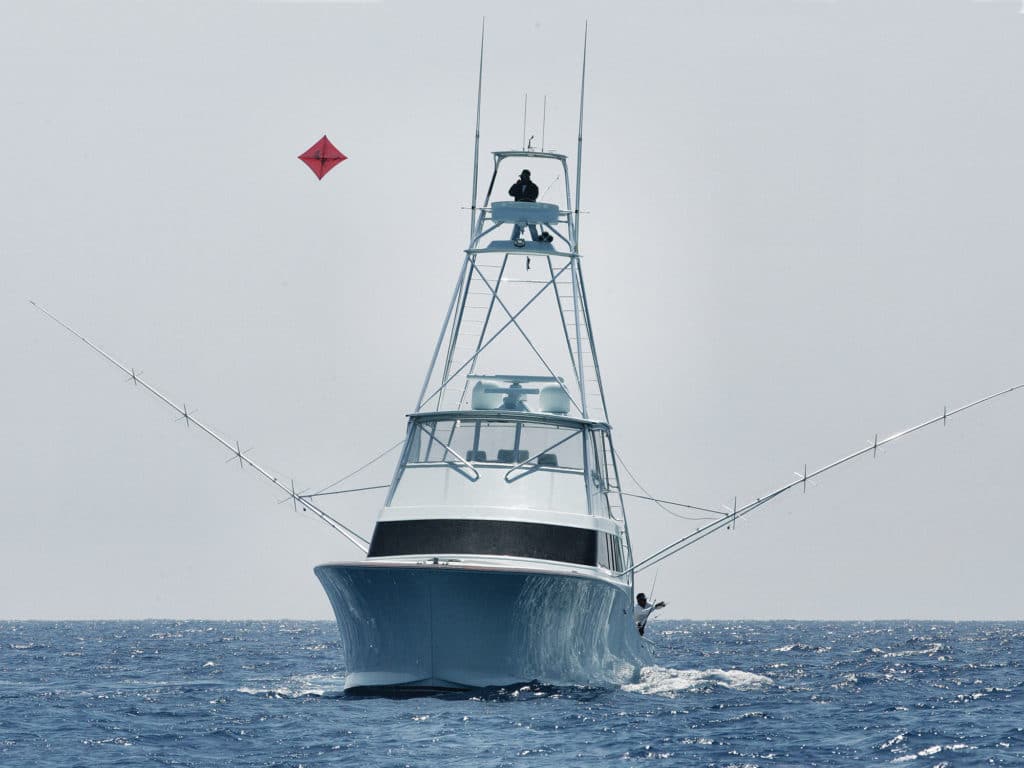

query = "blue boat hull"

[314,563,647,691]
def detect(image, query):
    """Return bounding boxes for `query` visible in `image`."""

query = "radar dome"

[539,385,570,414]
[471,380,503,410]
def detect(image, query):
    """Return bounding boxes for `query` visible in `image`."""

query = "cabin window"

[596,532,624,572]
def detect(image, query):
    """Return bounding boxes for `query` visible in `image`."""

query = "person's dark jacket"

[509,178,539,202]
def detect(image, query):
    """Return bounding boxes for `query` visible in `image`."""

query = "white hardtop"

[409,409,609,430]
[492,149,568,162]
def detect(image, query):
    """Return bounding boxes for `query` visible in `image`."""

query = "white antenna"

[30,300,371,555]
[521,93,528,150]
[574,22,589,251]
[469,18,486,240]
[541,94,547,151]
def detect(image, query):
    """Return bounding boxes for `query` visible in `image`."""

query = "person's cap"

[637,593,646,601]
[521,169,531,177]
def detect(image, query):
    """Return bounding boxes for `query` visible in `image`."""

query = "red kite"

[299,135,347,179]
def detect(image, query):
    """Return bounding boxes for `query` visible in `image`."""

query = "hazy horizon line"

[5,617,1023,623]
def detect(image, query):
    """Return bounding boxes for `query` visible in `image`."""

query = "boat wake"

[236,674,347,699]
[622,665,774,697]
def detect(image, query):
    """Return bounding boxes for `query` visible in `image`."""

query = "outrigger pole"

[30,300,371,554]
[622,383,1024,576]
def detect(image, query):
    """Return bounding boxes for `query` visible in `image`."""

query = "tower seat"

[497,449,529,464]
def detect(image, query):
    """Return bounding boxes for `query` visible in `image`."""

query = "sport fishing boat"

[313,47,649,691]
[314,159,645,689]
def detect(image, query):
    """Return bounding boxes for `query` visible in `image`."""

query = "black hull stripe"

[369,519,599,566]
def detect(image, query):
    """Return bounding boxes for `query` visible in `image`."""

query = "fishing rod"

[620,383,1024,577]
[30,300,371,554]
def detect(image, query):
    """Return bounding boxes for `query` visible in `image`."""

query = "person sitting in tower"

[508,169,554,245]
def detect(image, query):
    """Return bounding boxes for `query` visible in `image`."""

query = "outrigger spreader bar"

[622,383,1024,576]
[30,300,371,554]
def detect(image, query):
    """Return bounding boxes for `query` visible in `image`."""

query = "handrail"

[417,424,480,481]
[503,428,583,482]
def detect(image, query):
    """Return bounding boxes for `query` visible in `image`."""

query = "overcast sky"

[4,0,1023,621]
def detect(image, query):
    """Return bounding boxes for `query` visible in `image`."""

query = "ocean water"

[1,621,1021,767]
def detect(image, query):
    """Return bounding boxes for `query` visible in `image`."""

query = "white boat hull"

[314,562,647,691]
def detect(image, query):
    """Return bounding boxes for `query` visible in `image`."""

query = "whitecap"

[880,731,907,750]
[772,642,829,653]
[882,642,947,658]
[891,744,975,764]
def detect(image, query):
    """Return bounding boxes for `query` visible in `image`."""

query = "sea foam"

[622,665,774,697]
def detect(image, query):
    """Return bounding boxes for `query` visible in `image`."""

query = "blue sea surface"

[1,620,1021,766]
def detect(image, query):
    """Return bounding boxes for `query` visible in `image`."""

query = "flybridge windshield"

[408,418,586,471]
[389,416,617,519]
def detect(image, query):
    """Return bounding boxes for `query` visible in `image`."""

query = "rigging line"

[311,438,406,496]
[622,383,1024,577]
[539,175,562,202]
[626,497,774,576]
[470,264,583,415]
[614,449,722,521]
[30,300,370,554]
[301,484,391,499]
[455,254,509,411]
[417,260,573,409]
[619,492,725,520]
